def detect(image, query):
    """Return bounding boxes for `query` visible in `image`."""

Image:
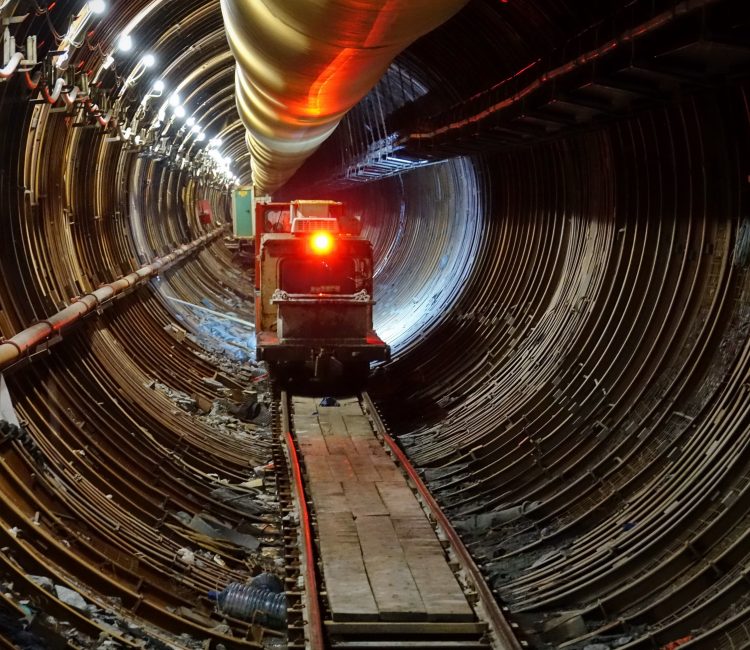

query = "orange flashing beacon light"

[310,231,334,255]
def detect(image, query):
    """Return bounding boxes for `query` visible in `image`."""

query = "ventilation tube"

[220,0,468,193]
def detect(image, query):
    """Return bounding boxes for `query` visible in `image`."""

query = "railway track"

[275,388,522,650]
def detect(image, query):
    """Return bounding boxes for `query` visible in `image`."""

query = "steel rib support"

[0,226,227,371]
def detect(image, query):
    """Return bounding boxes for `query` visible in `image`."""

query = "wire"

[41,6,65,44]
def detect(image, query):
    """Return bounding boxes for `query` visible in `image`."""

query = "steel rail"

[361,391,523,650]
[0,225,226,370]
[281,389,325,650]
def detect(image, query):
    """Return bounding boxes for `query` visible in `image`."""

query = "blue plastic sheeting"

[175,305,256,363]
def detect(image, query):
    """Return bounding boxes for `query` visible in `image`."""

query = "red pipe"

[0,227,225,370]
[405,0,719,144]
[24,71,40,90]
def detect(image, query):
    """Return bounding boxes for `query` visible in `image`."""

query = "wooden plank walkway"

[292,396,474,623]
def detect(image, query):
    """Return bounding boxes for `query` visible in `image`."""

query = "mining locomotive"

[254,199,389,391]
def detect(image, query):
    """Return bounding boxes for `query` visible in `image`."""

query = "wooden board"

[346,453,384,481]
[376,482,429,518]
[354,515,427,621]
[317,513,379,621]
[401,551,475,621]
[342,480,389,517]
[324,621,488,636]
[296,396,474,623]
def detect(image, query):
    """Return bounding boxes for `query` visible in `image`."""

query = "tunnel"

[1,0,749,648]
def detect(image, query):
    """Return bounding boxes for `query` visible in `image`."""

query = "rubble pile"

[169,295,256,365]
[146,369,287,648]
[1,575,208,649]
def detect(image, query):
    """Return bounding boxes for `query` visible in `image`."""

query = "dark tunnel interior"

[0,0,749,648]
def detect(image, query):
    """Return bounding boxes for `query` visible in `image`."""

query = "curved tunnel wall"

[371,86,750,646]
[0,0,748,648]
[0,2,269,645]
[325,156,484,356]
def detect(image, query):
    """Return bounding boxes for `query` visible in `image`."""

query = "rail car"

[254,199,389,390]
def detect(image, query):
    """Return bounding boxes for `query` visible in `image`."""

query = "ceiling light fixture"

[87,0,106,14]
[117,33,132,52]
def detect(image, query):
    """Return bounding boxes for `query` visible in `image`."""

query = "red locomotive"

[254,199,389,390]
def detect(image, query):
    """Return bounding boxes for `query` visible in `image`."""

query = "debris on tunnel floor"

[147,378,274,463]
[171,296,257,365]
[1,0,749,648]
[2,574,220,649]
[0,312,287,649]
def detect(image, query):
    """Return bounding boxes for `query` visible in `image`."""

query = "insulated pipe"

[0,51,23,79]
[220,0,469,193]
[405,0,721,144]
[43,77,64,104]
[0,227,226,370]
[62,85,79,108]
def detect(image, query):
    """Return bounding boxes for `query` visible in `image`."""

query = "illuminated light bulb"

[88,0,106,14]
[152,79,165,93]
[310,231,334,255]
[168,93,180,107]
[196,132,205,142]
[142,53,156,68]
[191,124,201,133]
[101,54,114,69]
[174,105,186,118]
[117,33,132,52]
[186,117,196,127]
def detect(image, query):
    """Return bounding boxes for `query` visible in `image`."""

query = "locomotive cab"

[255,200,389,391]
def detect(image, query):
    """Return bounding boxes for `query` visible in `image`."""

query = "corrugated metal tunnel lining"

[0,0,749,648]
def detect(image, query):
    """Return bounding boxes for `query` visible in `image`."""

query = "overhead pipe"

[220,0,469,193]
[404,0,721,144]
[0,226,227,370]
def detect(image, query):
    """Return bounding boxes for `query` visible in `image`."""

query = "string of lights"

[0,0,239,188]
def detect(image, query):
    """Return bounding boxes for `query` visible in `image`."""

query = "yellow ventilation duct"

[220,0,469,193]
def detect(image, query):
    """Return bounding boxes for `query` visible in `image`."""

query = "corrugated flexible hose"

[219,0,469,193]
